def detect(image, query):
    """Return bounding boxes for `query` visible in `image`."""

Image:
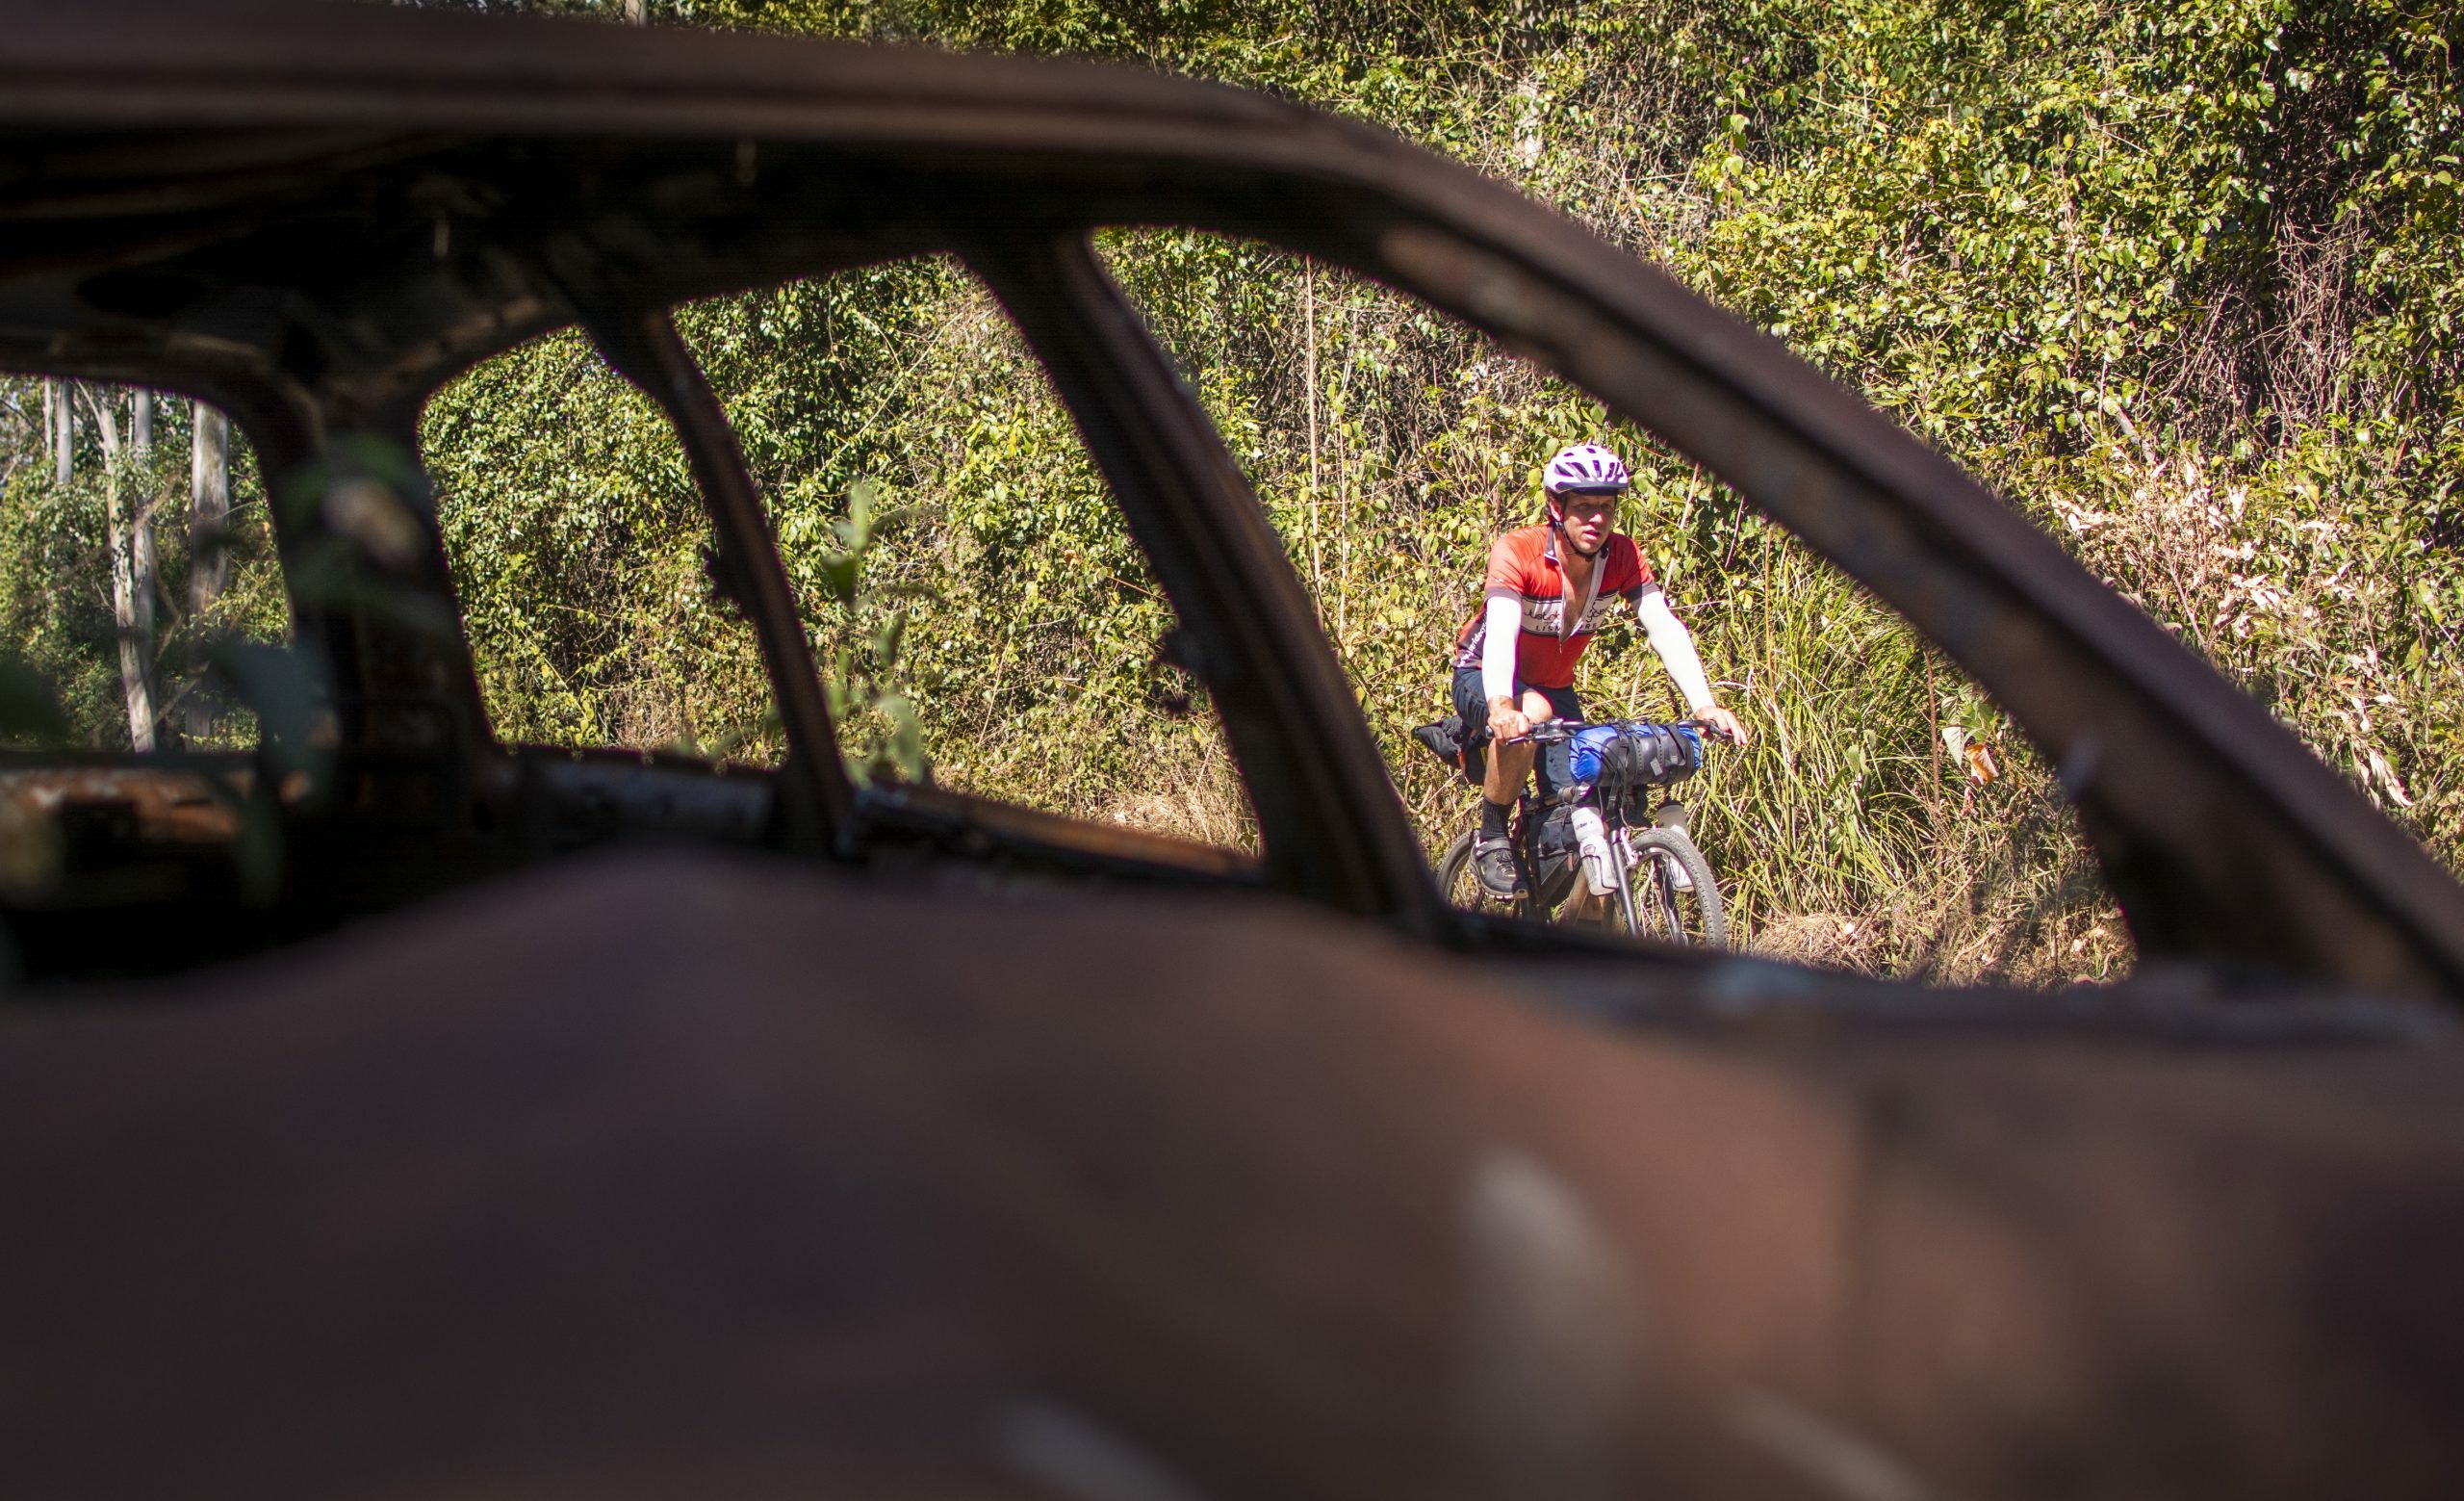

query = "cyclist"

[1450,442,1750,898]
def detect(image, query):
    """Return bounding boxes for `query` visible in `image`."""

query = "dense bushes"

[1683,0,2464,863]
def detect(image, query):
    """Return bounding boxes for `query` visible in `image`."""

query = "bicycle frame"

[1494,717,1718,931]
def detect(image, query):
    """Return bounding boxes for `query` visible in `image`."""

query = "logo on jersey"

[1519,591,1617,639]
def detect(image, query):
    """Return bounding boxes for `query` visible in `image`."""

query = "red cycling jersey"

[1450,524,1653,689]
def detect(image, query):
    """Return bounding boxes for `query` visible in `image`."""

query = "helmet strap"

[1547,495,1606,557]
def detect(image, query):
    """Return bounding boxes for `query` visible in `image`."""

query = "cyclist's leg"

[1476,687,1566,806]
[1528,685,1582,799]
[1455,669,1544,897]
[1453,669,1516,803]
[1451,665,1492,743]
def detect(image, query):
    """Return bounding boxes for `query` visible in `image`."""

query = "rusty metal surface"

[0,764,246,844]
[7,850,2464,1498]
[504,747,775,850]
[857,779,1263,883]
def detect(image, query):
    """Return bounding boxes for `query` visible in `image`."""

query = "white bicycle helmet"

[1543,441,1630,494]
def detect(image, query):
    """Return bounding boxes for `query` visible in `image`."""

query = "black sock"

[1480,797,1512,840]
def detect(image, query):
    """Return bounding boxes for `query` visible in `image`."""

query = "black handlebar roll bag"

[1411,716,1485,787]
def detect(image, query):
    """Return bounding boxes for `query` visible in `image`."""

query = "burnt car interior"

[3,3,2462,996]
[17,8,2464,1501]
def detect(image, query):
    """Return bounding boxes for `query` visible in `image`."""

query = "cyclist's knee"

[1519,688,1556,724]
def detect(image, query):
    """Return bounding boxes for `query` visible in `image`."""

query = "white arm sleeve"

[1636,585,1715,712]
[1479,591,1521,706]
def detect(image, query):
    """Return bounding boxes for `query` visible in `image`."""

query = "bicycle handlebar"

[1497,715,1736,748]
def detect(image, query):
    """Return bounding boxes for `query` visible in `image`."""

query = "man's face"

[1552,489,1619,556]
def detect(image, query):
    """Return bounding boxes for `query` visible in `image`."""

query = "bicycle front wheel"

[1614,826,1727,947]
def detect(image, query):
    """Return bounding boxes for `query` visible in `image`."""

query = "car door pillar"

[589,305,851,852]
[973,233,1445,937]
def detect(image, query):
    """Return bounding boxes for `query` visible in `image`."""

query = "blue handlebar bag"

[1553,721,1704,790]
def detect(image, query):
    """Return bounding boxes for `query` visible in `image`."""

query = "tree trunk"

[88,389,156,751]
[50,378,72,485]
[1303,259,1322,606]
[134,393,161,740]
[623,0,645,22]
[187,403,230,741]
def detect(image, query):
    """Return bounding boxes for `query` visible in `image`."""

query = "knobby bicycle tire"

[1617,825,1726,947]
[1440,821,1724,946]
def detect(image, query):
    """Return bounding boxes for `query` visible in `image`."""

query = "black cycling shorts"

[1450,666,1582,738]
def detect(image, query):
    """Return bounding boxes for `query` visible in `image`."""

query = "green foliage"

[0,457,123,741]
[0,380,285,750]
[423,328,776,752]
[1680,0,2464,866]
[683,267,1232,826]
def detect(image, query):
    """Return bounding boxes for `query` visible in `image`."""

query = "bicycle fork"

[1607,826,1645,934]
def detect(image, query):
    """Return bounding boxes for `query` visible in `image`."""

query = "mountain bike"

[1433,718,1728,946]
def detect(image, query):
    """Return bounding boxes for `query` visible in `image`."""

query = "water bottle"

[1571,806,1615,896]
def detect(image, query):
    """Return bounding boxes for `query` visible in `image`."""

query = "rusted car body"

[6,3,2464,1497]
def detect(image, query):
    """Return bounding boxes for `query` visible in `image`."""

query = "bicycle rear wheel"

[1614,826,1726,947]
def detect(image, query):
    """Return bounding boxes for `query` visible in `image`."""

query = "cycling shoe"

[1472,836,1523,899]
